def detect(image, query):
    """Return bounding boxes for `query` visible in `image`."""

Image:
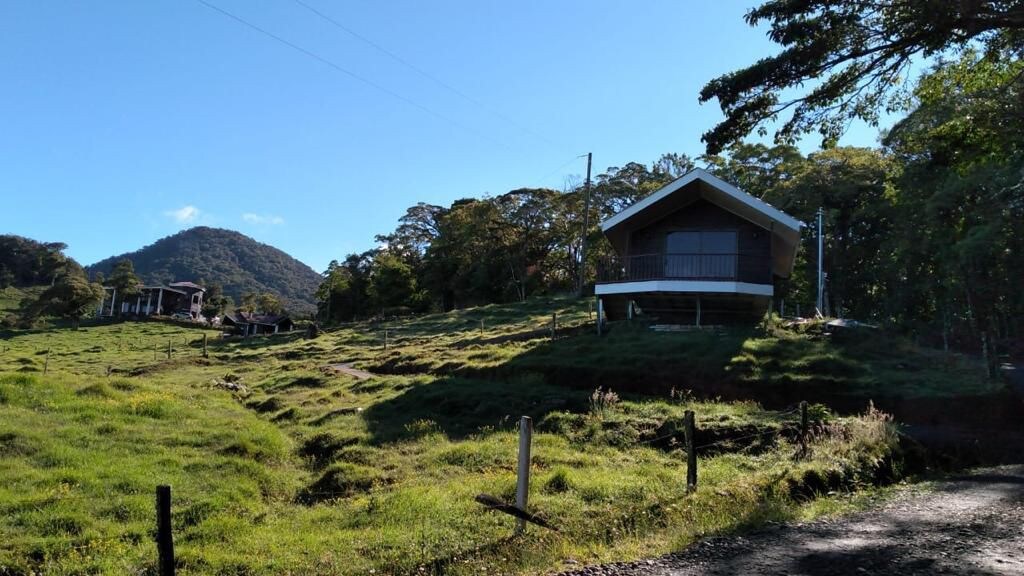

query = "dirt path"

[324,363,375,380]
[557,465,1024,576]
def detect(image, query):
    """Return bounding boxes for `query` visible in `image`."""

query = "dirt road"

[557,465,1024,576]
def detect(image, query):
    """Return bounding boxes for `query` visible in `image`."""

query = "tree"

[701,143,804,197]
[0,235,72,287]
[257,293,284,315]
[367,251,425,312]
[201,283,233,319]
[770,147,896,318]
[883,50,1024,376]
[29,264,105,328]
[699,0,1024,153]
[316,252,374,322]
[108,259,141,304]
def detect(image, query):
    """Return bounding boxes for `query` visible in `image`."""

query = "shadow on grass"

[361,323,752,444]
[362,374,588,444]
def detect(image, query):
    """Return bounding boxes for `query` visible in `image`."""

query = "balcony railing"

[597,253,771,284]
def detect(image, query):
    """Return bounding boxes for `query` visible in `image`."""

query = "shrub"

[589,387,620,419]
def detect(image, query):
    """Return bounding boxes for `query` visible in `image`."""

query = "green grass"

[0,299,927,575]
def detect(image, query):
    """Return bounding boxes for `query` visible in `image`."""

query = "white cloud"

[164,205,201,224]
[242,213,285,225]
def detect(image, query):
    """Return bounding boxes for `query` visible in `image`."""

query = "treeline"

[0,235,76,289]
[317,51,1022,374]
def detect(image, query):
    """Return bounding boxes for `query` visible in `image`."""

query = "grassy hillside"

[0,298,962,575]
[86,227,322,315]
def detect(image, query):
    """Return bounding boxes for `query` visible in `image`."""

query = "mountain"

[87,227,322,316]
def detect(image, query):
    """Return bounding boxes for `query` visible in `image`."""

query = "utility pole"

[816,207,824,316]
[578,152,593,296]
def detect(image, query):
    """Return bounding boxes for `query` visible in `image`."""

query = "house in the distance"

[222,311,294,336]
[98,281,205,319]
[595,168,803,325]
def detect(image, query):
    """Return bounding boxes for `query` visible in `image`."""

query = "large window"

[665,230,737,279]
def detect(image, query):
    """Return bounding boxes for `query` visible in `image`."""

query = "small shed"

[222,311,294,336]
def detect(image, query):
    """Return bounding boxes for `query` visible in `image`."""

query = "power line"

[195,0,512,151]
[288,0,558,146]
[532,154,587,189]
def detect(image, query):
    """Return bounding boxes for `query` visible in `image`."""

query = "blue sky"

[0,1,893,273]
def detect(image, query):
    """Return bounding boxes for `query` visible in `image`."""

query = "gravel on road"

[556,465,1024,576]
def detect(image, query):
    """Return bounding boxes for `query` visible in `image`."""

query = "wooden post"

[588,299,593,320]
[167,339,171,360]
[799,401,809,456]
[43,348,50,375]
[551,313,557,340]
[156,485,175,575]
[202,334,208,358]
[384,329,389,351]
[480,319,484,336]
[684,410,696,491]
[516,416,533,534]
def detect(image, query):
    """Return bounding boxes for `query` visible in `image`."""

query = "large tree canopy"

[699,0,1024,153]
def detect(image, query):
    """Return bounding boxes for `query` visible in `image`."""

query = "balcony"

[597,253,772,285]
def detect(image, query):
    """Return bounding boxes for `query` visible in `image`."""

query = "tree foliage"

[699,0,1024,153]
[27,263,105,328]
[107,259,141,300]
[0,235,72,288]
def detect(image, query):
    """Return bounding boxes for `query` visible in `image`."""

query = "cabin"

[595,168,802,325]
[222,311,294,336]
[99,281,205,319]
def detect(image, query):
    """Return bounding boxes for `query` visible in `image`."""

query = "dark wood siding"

[625,199,771,283]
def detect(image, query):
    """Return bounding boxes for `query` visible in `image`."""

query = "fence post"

[167,339,171,360]
[384,329,389,351]
[480,319,484,336]
[516,416,533,534]
[684,410,697,492]
[588,299,593,320]
[156,485,175,575]
[203,334,208,358]
[43,348,50,375]
[799,401,809,456]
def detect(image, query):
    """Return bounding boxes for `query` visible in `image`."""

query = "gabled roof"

[224,311,292,326]
[169,281,205,291]
[601,168,803,233]
[599,168,804,278]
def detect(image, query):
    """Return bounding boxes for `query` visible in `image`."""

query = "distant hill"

[87,227,321,315]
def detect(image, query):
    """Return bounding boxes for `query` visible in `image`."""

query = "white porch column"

[110,288,116,317]
[146,291,152,315]
[156,288,163,315]
[135,295,141,314]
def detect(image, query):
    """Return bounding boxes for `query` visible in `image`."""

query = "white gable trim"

[600,168,803,233]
